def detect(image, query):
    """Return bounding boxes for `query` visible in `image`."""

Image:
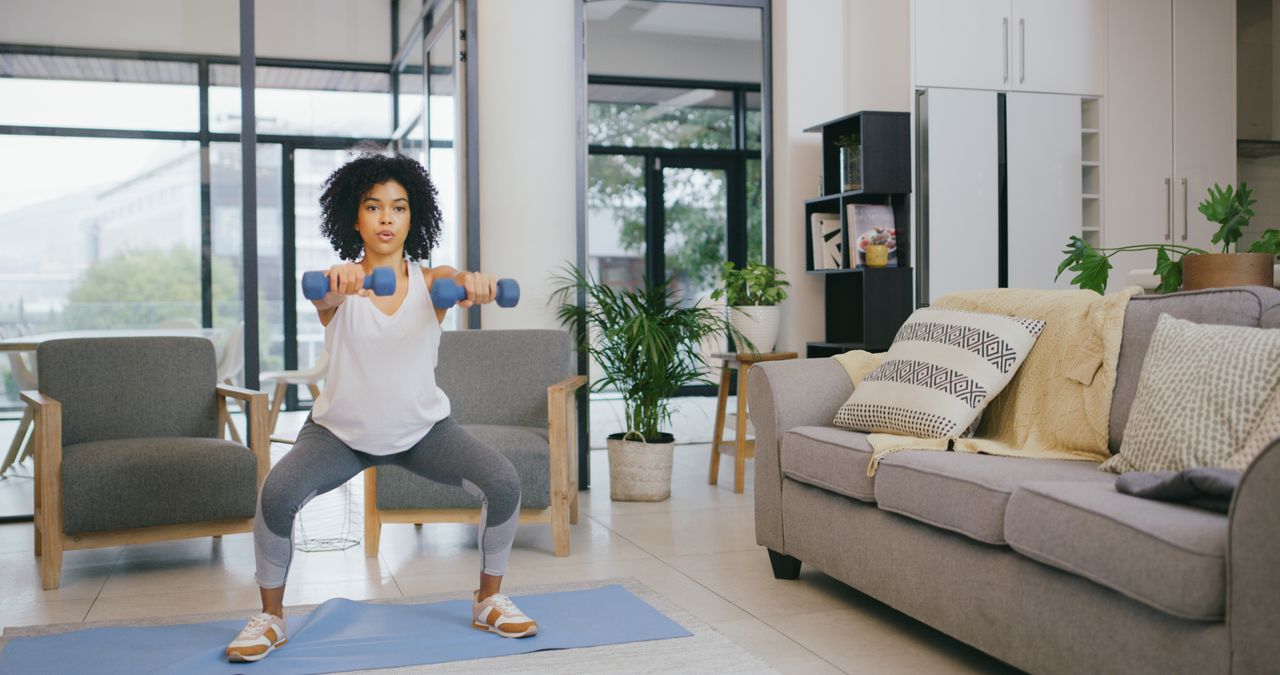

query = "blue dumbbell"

[430,277,520,308]
[301,267,396,301]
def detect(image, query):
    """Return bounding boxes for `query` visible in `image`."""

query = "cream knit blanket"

[834,287,1141,475]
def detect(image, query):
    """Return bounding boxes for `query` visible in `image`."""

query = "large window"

[0,49,402,410]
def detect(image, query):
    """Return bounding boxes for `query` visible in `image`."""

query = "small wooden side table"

[709,351,799,494]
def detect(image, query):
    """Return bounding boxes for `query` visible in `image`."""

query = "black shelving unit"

[804,111,914,358]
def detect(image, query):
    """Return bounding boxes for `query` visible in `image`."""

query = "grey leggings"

[254,416,521,588]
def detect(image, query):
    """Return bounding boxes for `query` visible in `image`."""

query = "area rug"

[0,578,774,674]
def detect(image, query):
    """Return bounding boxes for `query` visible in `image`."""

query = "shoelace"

[486,594,521,617]
[239,613,275,638]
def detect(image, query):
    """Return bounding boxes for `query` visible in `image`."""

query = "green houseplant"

[551,265,738,501]
[710,261,789,354]
[1057,182,1279,294]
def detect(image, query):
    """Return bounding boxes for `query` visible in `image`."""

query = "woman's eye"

[395,206,406,213]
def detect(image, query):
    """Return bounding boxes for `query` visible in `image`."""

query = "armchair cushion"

[375,425,552,510]
[61,437,257,534]
[38,337,219,446]
[436,330,572,428]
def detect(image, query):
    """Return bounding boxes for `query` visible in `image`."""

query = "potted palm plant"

[1057,182,1278,293]
[711,261,789,354]
[552,266,738,501]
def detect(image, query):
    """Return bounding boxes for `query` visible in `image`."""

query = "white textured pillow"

[1102,314,1280,474]
[834,308,1044,438]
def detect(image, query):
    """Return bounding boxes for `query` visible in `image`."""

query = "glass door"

[655,157,739,388]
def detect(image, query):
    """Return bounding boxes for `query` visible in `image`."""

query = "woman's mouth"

[377,231,395,241]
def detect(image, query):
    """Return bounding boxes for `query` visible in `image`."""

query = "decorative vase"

[606,432,675,502]
[730,305,782,354]
[1181,252,1276,291]
[839,145,862,192]
[865,244,889,268]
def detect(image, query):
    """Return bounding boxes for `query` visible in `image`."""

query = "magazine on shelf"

[809,212,843,269]
[846,203,897,267]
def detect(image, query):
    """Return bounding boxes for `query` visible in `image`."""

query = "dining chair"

[216,322,246,443]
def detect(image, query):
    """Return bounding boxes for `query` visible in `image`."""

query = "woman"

[226,153,534,663]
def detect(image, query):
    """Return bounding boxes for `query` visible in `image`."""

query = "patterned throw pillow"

[834,308,1045,438]
[1102,314,1280,474]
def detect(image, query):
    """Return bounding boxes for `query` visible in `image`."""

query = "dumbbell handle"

[301,267,396,301]
[430,277,520,308]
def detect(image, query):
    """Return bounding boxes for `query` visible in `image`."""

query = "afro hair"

[318,153,443,262]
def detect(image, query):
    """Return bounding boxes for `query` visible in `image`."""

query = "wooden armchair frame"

[24,384,269,590]
[363,375,588,558]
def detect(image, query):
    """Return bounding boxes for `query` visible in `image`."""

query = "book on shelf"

[846,203,897,267]
[809,212,843,269]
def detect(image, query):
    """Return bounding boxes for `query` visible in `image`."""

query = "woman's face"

[356,180,410,257]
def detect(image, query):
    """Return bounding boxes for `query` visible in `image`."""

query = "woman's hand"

[313,263,371,309]
[454,270,498,308]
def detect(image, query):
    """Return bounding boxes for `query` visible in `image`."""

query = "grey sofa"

[750,286,1280,674]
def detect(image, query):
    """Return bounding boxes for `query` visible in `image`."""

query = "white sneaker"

[472,592,538,638]
[226,612,288,662]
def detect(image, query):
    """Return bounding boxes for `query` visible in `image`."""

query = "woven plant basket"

[607,432,675,502]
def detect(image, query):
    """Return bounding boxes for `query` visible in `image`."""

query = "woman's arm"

[423,265,498,324]
[315,263,371,327]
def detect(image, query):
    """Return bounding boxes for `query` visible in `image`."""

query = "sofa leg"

[768,549,801,580]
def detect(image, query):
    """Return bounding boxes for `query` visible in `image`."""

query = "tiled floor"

[0,401,1015,673]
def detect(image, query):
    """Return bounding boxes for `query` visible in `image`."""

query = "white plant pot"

[606,433,675,502]
[730,305,782,354]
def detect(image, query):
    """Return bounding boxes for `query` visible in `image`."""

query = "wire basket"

[294,474,363,552]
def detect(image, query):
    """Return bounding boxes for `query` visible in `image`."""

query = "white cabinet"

[919,88,1000,303]
[1172,0,1237,247]
[1007,93,1083,289]
[1105,0,1236,287]
[1012,0,1106,96]
[914,0,1011,92]
[913,0,1105,96]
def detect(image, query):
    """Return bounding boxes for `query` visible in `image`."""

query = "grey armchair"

[363,329,586,558]
[23,337,268,589]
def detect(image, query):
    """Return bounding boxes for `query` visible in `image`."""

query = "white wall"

[475,0,578,330]
[770,0,912,353]
[0,0,391,64]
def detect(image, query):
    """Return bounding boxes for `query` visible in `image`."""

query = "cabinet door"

[1007,93,1082,289]
[1173,0,1237,248]
[1011,0,1106,95]
[914,0,1011,91]
[1105,0,1174,289]
[919,88,1000,303]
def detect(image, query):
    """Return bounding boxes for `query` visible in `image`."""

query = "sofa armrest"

[747,358,853,552]
[1228,436,1280,672]
[216,384,270,490]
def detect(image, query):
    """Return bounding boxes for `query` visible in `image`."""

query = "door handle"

[1181,177,1189,241]
[1165,178,1172,241]
[1003,18,1009,84]
[1019,18,1026,84]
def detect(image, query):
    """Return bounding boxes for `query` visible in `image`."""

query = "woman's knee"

[257,471,307,536]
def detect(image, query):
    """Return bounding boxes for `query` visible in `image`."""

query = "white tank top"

[311,260,451,455]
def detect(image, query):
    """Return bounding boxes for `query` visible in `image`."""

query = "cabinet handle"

[1003,18,1009,84]
[1019,18,1026,84]
[1181,177,1189,241]
[1165,178,1172,241]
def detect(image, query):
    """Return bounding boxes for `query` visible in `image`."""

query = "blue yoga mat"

[0,584,691,674]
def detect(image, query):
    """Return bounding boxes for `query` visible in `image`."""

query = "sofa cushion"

[873,452,1114,545]
[834,308,1044,438]
[1110,286,1280,453]
[781,426,876,502]
[1103,314,1280,474]
[61,437,258,535]
[1005,481,1227,621]
[376,425,551,510]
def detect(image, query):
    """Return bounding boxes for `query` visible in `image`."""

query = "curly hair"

[318,153,442,261]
